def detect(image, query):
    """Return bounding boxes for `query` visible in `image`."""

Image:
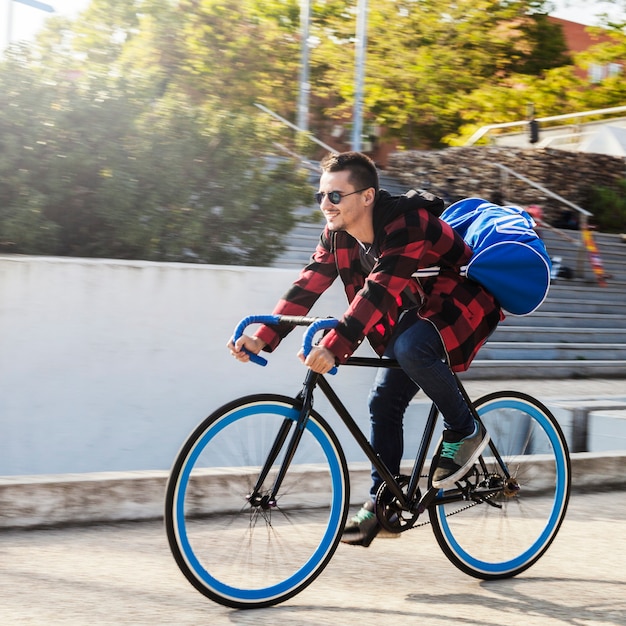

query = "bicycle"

[165,314,571,609]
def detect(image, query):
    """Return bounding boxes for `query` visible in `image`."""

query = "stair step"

[547,283,626,301]
[490,327,626,343]
[461,360,626,380]
[542,229,626,284]
[537,298,624,315]
[500,312,626,329]
[479,342,626,360]
[271,249,314,263]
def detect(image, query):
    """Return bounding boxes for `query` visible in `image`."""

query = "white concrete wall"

[1,255,397,476]
[3,255,622,482]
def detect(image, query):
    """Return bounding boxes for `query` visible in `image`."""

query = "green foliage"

[447,12,626,144]
[2,0,626,266]
[445,65,583,145]
[0,3,312,265]
[584,180,626,233]
[178,0,302,116]
[512,11,572,74]
[0,191,61,254]
[306,0,569,147]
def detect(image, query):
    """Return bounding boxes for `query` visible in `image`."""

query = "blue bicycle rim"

[436,396,568,575]
[172,402,346,604]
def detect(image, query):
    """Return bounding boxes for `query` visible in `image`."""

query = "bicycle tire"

[429,390,571,580]
[164,393,350,609]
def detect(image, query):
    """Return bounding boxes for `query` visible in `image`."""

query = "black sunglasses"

[315,187,370,206]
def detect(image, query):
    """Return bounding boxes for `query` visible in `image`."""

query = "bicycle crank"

[374,475,421,533]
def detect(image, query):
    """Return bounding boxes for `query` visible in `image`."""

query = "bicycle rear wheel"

[164,394,349,609]
[429,390,570,579]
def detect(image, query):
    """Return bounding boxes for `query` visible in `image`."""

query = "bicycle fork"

[247,370,319,509]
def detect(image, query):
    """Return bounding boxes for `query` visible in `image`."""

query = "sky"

[4,0,625,47]
[6,0,91,44]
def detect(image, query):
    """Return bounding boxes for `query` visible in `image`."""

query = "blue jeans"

[367,310,474,499]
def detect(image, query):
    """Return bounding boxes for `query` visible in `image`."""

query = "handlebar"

[231,315,340,374]
[231,315,279,366]
[302,318,339,375]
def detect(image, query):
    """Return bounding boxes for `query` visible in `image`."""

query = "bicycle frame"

[316,359,441,512]
[241,314,512,521]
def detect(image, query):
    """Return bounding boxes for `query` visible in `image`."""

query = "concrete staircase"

[272,218,323,269]
[273,180,626,380]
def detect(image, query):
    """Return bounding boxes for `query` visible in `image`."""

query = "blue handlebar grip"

[302,318,339,375]
[232,314,281,367]
[243,348,268,367]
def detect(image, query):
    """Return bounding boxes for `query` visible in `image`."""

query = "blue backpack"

[440,198,551,316]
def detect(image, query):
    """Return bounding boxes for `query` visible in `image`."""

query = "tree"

[305,0,567,148]
[176,0,303,117]
[0,3,313,264]
[2,0,623,266]
[444,8,626,145]
[443,64,584,145]
[573,22,626,109]
[584,179,626,233]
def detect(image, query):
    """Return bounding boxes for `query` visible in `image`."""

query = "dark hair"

[320,151,379,193]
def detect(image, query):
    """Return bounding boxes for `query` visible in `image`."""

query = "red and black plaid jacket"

[256,190,503,372]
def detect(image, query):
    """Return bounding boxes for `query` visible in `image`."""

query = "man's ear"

[363,187,377,206]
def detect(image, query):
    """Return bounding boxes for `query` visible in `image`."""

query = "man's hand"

[227,334,267,363]
[299,345,336,374]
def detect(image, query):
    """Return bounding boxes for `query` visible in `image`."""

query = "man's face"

[317,169,369,234]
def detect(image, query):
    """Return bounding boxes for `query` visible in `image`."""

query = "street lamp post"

[352,0,368,152]
[3,0,14,50]
[297,0,311,133]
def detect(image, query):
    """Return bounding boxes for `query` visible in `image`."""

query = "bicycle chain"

[406,476,499,530]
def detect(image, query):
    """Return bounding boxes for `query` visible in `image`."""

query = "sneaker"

[431,420,490,489]
[340,500,380,547]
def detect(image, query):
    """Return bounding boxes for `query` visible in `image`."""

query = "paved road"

[1,490,625,626]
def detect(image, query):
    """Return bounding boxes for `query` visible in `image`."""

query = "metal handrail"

[465,104,626,146]
[494,163,593,278]
[254,103,339,154]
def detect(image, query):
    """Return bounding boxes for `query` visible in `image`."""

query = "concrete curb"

[0,470,170,530]
[1,452,624,530]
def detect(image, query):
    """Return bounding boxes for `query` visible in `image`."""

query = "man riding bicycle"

[228,151,503,547]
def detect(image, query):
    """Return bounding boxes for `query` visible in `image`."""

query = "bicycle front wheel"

[164,394,350,609]
[429,391,571,579]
